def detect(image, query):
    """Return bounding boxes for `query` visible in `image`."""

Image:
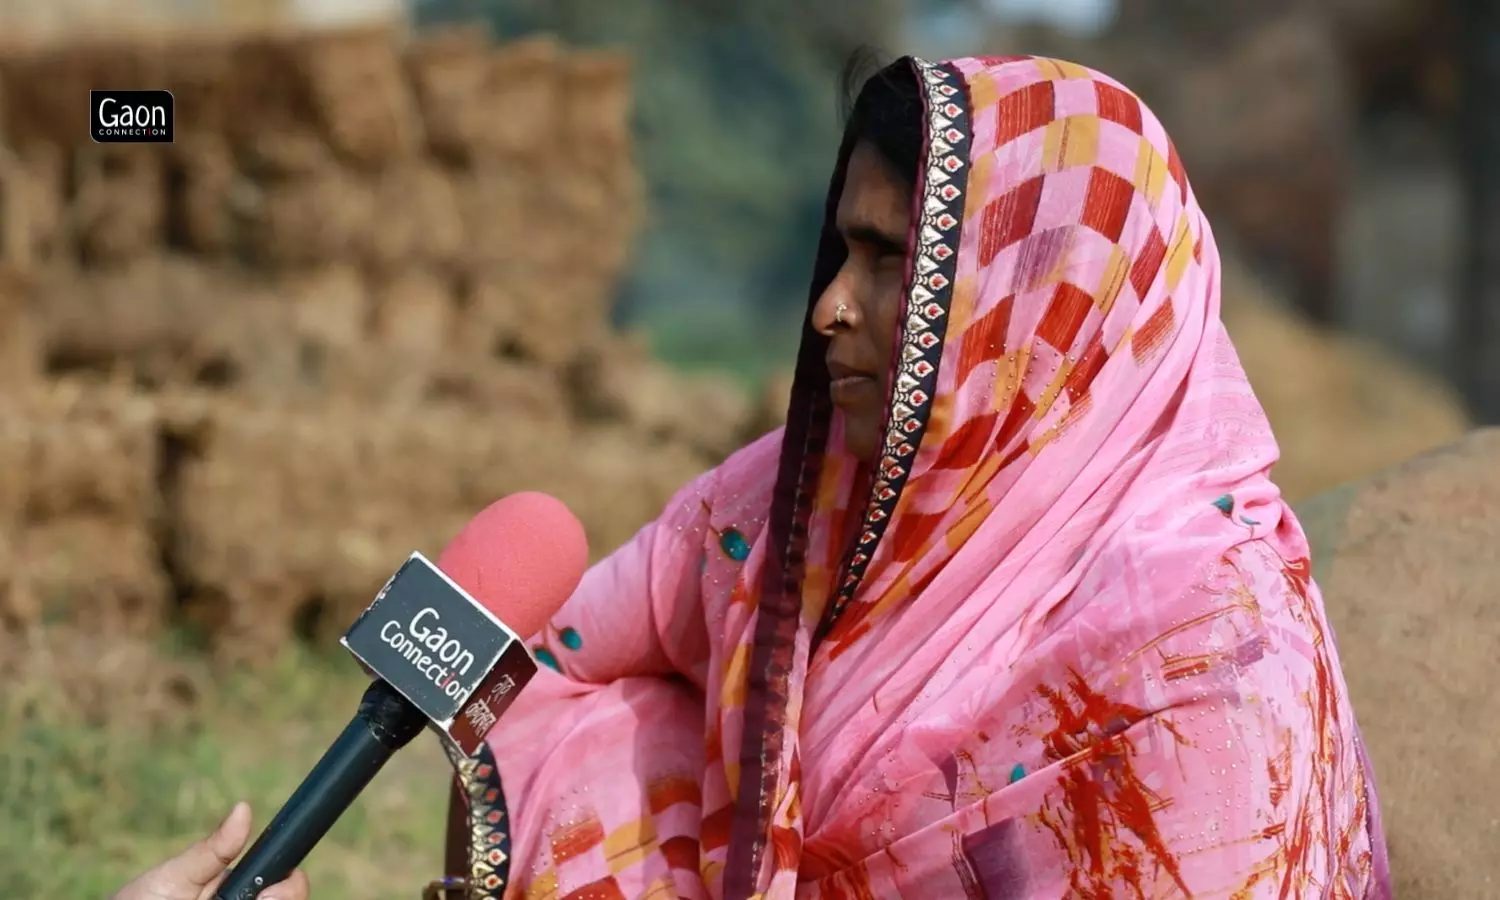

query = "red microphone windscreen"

[436,492,589,639]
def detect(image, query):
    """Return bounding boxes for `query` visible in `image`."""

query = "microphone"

[214,492,589,900]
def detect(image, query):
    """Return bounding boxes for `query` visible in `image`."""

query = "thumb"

[169,801,254,888]
[260,869,310,900]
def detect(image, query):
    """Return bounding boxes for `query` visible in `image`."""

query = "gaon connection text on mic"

[216,492,586,900]
[341,552,538,755]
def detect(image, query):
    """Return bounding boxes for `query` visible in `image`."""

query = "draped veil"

[478,55,1387,900]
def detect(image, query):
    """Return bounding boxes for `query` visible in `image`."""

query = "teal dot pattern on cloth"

[718,527,751,562]
[533,520,751,674]
[1009,763,1026,784]
[1213,493,1260,526]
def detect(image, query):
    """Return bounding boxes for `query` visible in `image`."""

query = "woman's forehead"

[836,143,912,236]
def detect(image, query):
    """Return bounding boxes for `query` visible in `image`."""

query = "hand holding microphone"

[111,803,308,900]
[214,492,589,900]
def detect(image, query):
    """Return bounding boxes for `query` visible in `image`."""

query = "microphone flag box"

[340,552,538,756]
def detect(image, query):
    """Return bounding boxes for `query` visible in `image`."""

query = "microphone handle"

[215,681,427,900]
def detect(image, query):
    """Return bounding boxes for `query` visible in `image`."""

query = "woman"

[467,55,1390,898]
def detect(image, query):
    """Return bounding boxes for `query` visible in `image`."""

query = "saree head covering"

[480,56,1389,899]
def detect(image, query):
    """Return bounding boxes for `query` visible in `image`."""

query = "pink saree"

[481,56,1389,899]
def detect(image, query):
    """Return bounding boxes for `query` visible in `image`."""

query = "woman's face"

[811,141,913,462]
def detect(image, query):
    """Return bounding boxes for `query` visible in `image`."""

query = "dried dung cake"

[168,392,711,656]
[0,24,738,665]
[1296,429,1500,899]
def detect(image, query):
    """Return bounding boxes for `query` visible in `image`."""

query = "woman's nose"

[811,273,860,336]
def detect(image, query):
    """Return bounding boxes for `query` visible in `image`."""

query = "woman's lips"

[830,374,878,404]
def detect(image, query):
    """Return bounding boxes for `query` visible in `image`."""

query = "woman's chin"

[842,428,882,463]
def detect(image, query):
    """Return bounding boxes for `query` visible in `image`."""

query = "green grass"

[0,640,448,899]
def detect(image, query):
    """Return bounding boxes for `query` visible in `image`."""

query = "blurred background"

[0,0,1491,896]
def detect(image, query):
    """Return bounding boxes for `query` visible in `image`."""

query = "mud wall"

[0,25,763,665]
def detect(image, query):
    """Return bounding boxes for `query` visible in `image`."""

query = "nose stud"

[834,302,848,326]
